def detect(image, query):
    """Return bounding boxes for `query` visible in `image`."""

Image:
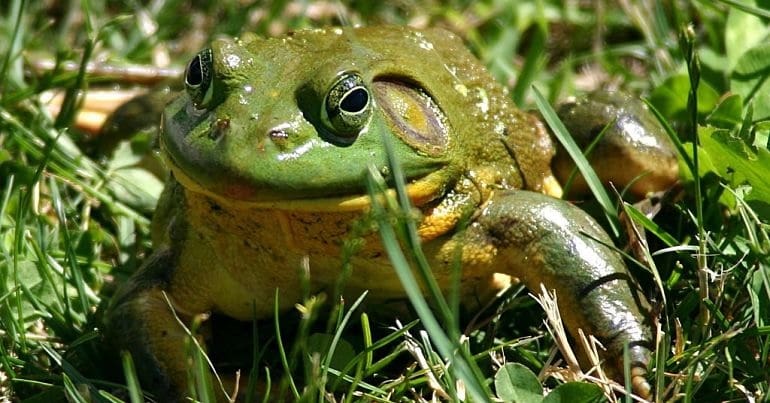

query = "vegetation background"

[1,0,769,402]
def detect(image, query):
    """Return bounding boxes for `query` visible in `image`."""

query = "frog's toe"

[626,335,654,399]
[631,365,652,399]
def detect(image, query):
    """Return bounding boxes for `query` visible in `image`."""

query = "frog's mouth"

[169,164,450,212]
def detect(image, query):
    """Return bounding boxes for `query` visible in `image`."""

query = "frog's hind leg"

[552,91,679,200]
[457,190,652,398]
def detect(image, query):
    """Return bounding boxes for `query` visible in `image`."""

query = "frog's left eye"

[184,48,215,108]
[323,73,372,138]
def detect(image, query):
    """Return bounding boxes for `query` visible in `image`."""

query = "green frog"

[105,25,677,401]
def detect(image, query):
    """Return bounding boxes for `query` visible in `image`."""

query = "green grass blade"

[274,289,300,400]
[120,351,144,403]
[533,86,621,237]
[366,140,491,400]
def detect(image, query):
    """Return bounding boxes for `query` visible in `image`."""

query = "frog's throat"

[168,165,447,212]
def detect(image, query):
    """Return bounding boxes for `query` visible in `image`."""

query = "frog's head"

[161,26,483,210]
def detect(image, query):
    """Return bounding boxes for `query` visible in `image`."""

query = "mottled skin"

[105,26,676,400]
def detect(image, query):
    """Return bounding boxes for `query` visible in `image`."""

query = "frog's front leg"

[459,190,652,397]
[104,249,212,402]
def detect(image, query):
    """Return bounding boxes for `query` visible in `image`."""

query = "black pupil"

[186,56,202,86]
[340,88,368,113]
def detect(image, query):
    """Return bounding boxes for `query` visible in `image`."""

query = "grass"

[1,1,769,402]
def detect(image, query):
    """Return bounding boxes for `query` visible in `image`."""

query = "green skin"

[105,26,677,401]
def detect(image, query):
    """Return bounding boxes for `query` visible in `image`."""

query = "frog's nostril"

[269,128,289,141]
[209,117,230,140]
[268,127,291,150]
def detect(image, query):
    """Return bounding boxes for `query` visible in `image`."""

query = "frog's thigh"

[462,190,651,395]
[105,251,204,400]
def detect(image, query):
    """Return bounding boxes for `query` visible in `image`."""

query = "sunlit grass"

[1,1,769,402]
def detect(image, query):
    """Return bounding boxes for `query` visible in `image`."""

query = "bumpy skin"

[105,26,668,400]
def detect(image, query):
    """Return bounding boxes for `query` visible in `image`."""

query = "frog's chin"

[170,166,448,212]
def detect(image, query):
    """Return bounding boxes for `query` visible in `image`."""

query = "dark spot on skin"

[269,128,290,149]
[293,214,322,225]
[209,117,230,140]
[577,272,632,299]
[209,201,222,212]
[161,330,168,337]
[486,215,524,248]
[269,129,288,140]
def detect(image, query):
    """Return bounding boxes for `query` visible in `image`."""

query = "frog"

[104,25,678,401]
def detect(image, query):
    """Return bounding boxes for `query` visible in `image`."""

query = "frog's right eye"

[184,48,215,108]
[323,73,372,139]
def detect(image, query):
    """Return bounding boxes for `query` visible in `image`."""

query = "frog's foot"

[459,190,653,398]
[104,250,214,402]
